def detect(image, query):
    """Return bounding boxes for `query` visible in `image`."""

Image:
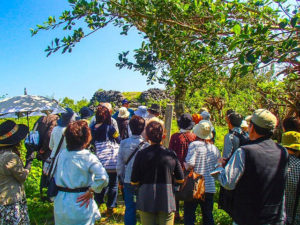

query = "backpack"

[232,130,250,147]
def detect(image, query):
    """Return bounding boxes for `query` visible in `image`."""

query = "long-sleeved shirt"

[223,127,242,158]
[211,146,286,224]
[131,144,184,213]
[0,149,29,205]
[168,131,197,167]
[54,148,108,225]
[49,126,66,158]
[185,141,220,193]
[117,135,149,183]
[211,148,245,190]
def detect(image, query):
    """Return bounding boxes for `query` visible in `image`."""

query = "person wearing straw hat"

[281,118,300,225]
[112,99,135,120]
[212,109,288,225]
[0,120,32,225]
[117,107,131,140]
[184,120,221,225]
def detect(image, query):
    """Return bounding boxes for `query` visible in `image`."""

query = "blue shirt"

[223,127,243,158]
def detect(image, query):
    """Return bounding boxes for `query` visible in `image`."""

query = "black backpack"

[232,130,250,147]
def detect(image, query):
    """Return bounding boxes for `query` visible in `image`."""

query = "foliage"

[122,91,142,102]
[60,96,89,112]
[32,0,299,116]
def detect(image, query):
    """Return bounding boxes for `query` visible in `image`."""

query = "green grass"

[122,92,142,102]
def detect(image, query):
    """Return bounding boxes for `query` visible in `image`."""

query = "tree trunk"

[174,83,187,118]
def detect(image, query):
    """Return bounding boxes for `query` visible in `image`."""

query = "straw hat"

[193,120,213,140]
[118,107,130,118]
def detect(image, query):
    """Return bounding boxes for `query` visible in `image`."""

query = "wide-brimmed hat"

[201,111,211,120]
[193,120,213,140]
[79,106,93,119]
[177,113,195,130]
[0,120,29,147]
[250,109,277,130]
[134,106,148,118]
[118,107,130,118]
[281,131,300,151]
[148,103,160,113]
[57,108,76,127]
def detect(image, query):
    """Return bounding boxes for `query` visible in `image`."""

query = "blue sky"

[0,0,164,102]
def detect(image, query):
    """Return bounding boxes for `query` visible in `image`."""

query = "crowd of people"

[0,99,299,225]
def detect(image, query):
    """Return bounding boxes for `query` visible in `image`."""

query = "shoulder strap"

[48,135,64,179]
[125,141,145,165]
[182,132,190,143]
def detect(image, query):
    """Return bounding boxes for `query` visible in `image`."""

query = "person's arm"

[77,158,109,208]
[168,134,175,151]
[211,148,245,190]
[109,126,121,144]
[49,128,55,152]
[174,157,184,184]
[116,140,126,180]
[5,154,29,184]
[223,134,233,158]
[185,142,197,170]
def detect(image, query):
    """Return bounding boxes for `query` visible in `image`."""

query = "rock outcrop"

[140,88,173,103]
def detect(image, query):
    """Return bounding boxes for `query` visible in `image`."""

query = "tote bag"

[95,126,119,170]
[176,169,205,202]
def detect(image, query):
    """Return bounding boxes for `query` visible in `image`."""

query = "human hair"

[146,121,163,144]
[0,143,22,157]
[65,120,92,151]
[250,121,273,138]
[282,117,300,132]
[226,109,235,116]
[148,109,159,117]
[228,113,243,127]
[96,105,111,125]
[197,137,214,144]
[129,115,145,135]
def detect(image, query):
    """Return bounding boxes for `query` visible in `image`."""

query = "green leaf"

[279,21,287,29]
[291,17,298,27]
[239,55,245,64]
[233,24,241,35]
[246,53,255,63]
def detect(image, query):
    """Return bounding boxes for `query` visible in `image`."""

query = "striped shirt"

[185,141,220,193]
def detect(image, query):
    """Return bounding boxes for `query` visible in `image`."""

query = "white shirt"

[49,126,67,159]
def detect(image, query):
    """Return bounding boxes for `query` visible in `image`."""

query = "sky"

[0,0,164,102]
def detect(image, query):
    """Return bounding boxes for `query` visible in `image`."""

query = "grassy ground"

[1,117,231,224]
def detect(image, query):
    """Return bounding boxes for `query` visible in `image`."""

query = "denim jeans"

[124,183,136,225]
[95,172,118,208]
[184,193,215,225]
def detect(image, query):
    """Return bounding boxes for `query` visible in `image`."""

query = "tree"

[33,0,299,116]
